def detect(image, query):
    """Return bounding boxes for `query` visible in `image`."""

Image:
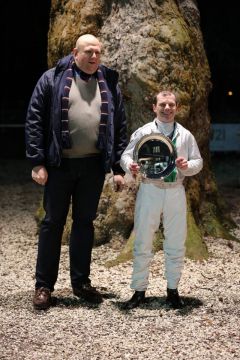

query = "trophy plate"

[133,133,176,179]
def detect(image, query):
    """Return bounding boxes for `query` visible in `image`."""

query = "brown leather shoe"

[33,287,52,310]
[73,283,103,304]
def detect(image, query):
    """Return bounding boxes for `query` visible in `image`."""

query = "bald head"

[73,34,102,74]
[75,34,102,51]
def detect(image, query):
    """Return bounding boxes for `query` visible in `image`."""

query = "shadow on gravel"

[52,289,118,309]
[115,296,203,315]
[51,296,101,309]
[0,288,118,312]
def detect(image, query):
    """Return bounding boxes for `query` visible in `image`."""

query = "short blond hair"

[153,90,178,105]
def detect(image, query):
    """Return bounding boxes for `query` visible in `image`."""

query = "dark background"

[198,0,240,124]
[0,0,239,158]
[1,1,51,157]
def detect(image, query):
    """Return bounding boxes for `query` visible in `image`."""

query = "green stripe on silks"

[164,167,177,182]
[164,138,177,183]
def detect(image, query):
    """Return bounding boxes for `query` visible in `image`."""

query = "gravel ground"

[0,159,240,360]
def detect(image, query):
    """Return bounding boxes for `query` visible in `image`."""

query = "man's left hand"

[176,157,188,170]
[113,174,125,192]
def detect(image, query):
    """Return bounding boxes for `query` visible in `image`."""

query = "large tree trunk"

[46,0,235,262]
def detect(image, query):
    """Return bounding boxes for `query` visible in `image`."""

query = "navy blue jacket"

[25,55,127,174]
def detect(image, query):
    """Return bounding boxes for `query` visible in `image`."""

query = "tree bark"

[45,0,235,262]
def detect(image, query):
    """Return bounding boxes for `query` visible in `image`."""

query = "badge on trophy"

[133,133,177,179]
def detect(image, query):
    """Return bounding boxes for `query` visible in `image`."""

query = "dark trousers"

[35,157,105,291]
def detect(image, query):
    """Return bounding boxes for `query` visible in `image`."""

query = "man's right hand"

[129,162,140,178]
[32,166,48,186]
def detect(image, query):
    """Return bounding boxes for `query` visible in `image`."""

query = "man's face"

[153,93,177,123]
[73,39,101,74]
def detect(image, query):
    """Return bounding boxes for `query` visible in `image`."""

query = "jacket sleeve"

[112,84,128,175]
[25,70,52,167]
[179,132,203,176]
[120,129,143,174]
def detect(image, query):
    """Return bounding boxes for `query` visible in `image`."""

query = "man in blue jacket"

[25,34,127,310]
